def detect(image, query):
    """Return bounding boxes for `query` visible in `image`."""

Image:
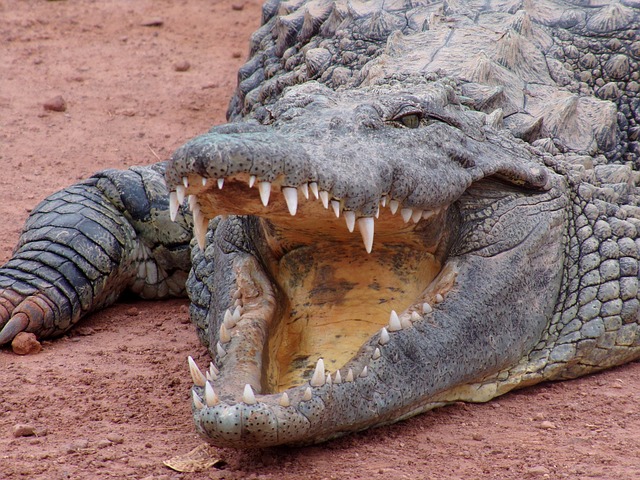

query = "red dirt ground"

[0,1,639,479]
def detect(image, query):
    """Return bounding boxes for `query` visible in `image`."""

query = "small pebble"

[43,95,66,112]
[141,18,163,27]
[526,465,551,476]
[231,3,244,10]
[13,424,36,438]
[12,332,42,355]
[174,60,191,72]
[125,307,139,317]
[66,439,89,453]
[96,439,112,449]
[232,51,242,58]
[538,420,556,430]
[106,433,124,444]
[76,327,95,336]
[471,433,485,441]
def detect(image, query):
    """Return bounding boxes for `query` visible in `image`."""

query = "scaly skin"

[1,0,639,448]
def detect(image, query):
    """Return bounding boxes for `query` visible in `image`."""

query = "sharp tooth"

[375,205,380,218]
[412,209,423,223]
[388,310,401,331]
[302,386,312,401]
[188,356,206,387]
[193,210,207,249]
[344,211,356,232]
[282,187,298,215]
[209,362,219,376]
[202,177,208,186]
[359,366,368,378]
[183,177,189,188]
[192,391,205,410]
[310,182,319,199]
[372,347,381,360]
[223,309,236,329]
[389,199,399,214]
[346,369,354,382]
[334,370,342,384]
[217,178,224,189]
[326,374,332,386]
[258,181,271,206]
[232,306,242,322]
[435,293,444,303]
[232,290,241,300]
[176,185,185,203]
[243,384,257,405]
[205,381,219,406]
[401,208,413,223]
[422,210,436,220]
[234,298,242,307]
[411,311,422,322]
[310,358,325,387]
[206,371,214,382]
[400,316,412,329]
[216,342,226,358]
[423,302,433,314]
[219,323,231,343]
[249,175,256,188]
[319,191,329,209]
[188,195,198,211]
[279,392,290,407]
[379,327,390,345]
[331,200,340,218]
[169,192,179,221]
[357,217,374,253]
[300,183,309,199]
[381,195,388,207]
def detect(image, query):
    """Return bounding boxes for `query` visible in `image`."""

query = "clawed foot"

[0,289,58,345]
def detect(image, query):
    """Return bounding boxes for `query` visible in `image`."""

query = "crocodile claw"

[0,290,57,345]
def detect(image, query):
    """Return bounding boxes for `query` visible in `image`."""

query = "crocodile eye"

[395,113,421,129]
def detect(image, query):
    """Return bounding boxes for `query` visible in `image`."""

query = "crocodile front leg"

[0,163,192,344]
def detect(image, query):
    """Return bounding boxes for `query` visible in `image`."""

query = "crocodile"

[1,0,639,449]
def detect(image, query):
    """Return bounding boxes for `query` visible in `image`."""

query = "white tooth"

[183,176,189,188]
[249,175,256,188]
[310,182,319,199]
[232,306,242,322]
[219,323,231,343]
[202,177,208,186]
[232,290,241,300]
[401,208,413,223]
[192,391,205,410]
[216,342,226,358]
[358,217,374,254]
[217,178,224,189]
[310,358,325,387]
[326,374,332,386]
[381,195,388,208]
[205,371,214,382]
[176,185,185,204]
[344,211,356,232]
[300,182,309,199]
[282,187,298,215]
[423,302,433,314]
[331,200,340,218]
[401,316,412,329]
[379,327,390,345]
[279,392,290,407]
[234,298,242,307]
[375,205,380,218]
[302,386,312,401]
[435,293,444,303]
[389,199,399,214]
[319,191,329,209]
[169,192,179,221]
[411,311,422,322]
[193,210,207,249]
[242,384,257,405]
[334,370,342,384]
[205,381,219,407]
[258,181,271,206]
[372,347,381,360]
[209,362,219,376]
[360,366,368,378]
[412,209,423,223]
[188,194,198,211]
[223,309,236,329]
[188,356,206,387]
[388,310,402,331]
[422,210,436,220]
[346,369,354,382]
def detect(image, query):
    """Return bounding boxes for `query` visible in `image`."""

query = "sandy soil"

[0,1,639,479]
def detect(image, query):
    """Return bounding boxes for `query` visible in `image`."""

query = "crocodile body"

[1,0,639,448]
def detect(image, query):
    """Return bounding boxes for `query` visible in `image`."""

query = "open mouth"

[175,171,458,393]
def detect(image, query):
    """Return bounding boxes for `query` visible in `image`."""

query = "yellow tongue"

[265,241,441,392]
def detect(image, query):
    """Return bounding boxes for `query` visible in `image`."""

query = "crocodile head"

[165,77,568,448]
